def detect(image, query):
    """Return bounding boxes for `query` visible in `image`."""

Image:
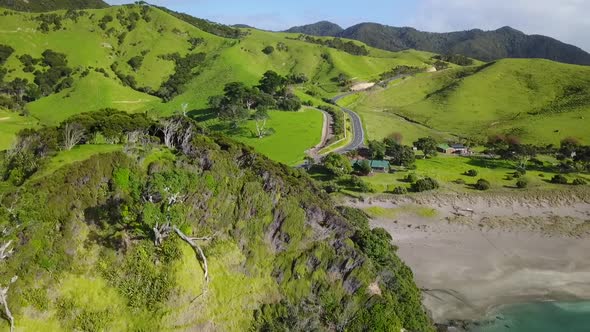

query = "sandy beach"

[345,190,590,323]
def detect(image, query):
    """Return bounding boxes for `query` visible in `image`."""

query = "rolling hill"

[285,22,590,66]
[0,0,108,11]
[345,59,590,145]
[285,21,344,36]
[0,4,435,163]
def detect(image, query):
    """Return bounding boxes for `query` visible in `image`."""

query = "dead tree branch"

[0,241,15,332]
[173,226,210,284]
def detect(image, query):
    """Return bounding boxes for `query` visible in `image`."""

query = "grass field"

[350,60,590,145]
[361,154,590,193]
[224,109,323,165]
[0,109,38,150]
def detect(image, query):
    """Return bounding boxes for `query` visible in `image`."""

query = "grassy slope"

[0,6,435,164]
[0,109,38,150]
[351,59,590,145]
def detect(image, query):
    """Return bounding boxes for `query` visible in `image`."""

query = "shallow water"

[472,301,590,332]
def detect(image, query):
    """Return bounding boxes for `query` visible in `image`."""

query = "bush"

[475,178,491,191]
[550,174,568,184]
[262,46,274,55]
[572,178,587,186]
[411,177,439,192]
[404,173,418,183]
[516,178,528,188]
[465,169,478,177]
[453,178,465,185]
[354,160,372,176]
[391,186,407,195]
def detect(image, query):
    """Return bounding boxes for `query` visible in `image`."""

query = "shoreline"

[344,190,590,324]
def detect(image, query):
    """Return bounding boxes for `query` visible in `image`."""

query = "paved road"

[330,74,408,154]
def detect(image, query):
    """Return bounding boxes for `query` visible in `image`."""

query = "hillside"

[285,22,590,66]
[0,0,108,11]
[0,113,433,331]
[285,21,344,36]
[0,5,436,164]
[346,59,590,145]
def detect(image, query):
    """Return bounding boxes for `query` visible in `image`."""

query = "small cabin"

[437,144,455,154]
[351,160,390,173]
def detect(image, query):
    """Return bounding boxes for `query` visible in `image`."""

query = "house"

[437,143,471,155]
[351,160,390,173]
[437,144,455,154]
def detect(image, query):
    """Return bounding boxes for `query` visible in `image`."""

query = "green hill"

[0,0,108,11]
[285,22,590,66]
[285,21,344,36]
[0,5,435,164]
[346,59,590,145]
[0,114,434,331]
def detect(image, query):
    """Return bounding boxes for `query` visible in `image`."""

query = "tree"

[475,178,491,191]
[516,178,529,188]
[385,142,415,166]
[218,103,248,128]
[323,153,352,177]
[354,160,372,176]
[550,174,568,184]
[180,102,189,116]
[411,177,439,192]
[62,122,85,150]
[160,118,181,148]
[262,46,274,55]
[368,140,386,159]
[259,70,286,95]
[413,137,438,158]
[127,55,144,71]
[254,109,271,138]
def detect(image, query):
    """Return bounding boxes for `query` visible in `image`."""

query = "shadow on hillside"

[188,108,216,123]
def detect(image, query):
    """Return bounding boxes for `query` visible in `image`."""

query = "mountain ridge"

[284,21,590,65]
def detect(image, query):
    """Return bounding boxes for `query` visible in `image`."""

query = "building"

[351,160,390,173]
[437,143,471,155]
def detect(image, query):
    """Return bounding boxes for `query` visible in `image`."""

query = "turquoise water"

[472,301,590,332]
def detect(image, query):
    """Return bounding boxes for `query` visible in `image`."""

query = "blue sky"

[106,0,590,51]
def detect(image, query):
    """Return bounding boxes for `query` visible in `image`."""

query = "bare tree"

[180,102,189,117]
[160,119,182,148]
[0,240,16,332]
[254,109,269,139]
[63,122,85,151]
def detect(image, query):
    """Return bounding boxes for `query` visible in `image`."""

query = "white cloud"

[411,0,590,51]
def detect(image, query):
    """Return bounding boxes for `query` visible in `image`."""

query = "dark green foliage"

[154,6,244,39]
[412,177,439,192]
[551,174,568,184]
[98,14,113,30]
[284,21,344,36]
[368,140,386,159]
[413,137,438,158]
[33,50,73,96]
[292,35,369,56]
[258,70,286,95]
[572,178,587,186]
[466,169,478,177]
[34,13,63,32]
[384,139,415,166]
[516,178,529,188]
[404,173,418,183]
[0,44,13,65]
[328,23,590,65]
[392,186,408,194]
[17,54,38,72]
[322,153,352,177]
[318,105,344,137]
[475,178,491,190]
[157,52,206,101]
[286,73,308,84]
[188,37,205,50]
[354,160,372,176]
[261,46,274,55]
[0,0,108,12]
[127,55,143,71]
[379,65,423,80]
[433,54,474,66]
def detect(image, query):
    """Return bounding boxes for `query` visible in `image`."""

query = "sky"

[106,0,590,51]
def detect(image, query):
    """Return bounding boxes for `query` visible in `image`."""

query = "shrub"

[262,46,274,55]
[454,178,465,185]
[354,160,372,176]
[475,178,491,191]
[404,173,418,183]
[572,178,587,186]
[392,186,407,195]
[550,174,568,184]
[516,178,528,188]
[411,177,439,192]
[465,169,478,177]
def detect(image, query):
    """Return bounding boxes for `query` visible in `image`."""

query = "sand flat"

[346,191,590,323]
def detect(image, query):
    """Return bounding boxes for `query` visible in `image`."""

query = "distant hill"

[285,22,590,66]
[0,0,108,11]
[285,21,344,36]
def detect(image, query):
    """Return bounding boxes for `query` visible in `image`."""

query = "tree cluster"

[432,54,474,66]
[156,52,206,101]
[379,65,423,81]
[294,35,369,56]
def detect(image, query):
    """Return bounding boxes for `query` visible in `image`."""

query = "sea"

[471,301,590,332]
